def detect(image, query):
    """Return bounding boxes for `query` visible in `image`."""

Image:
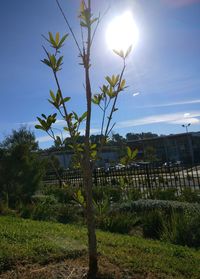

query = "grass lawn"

[0,216,200,278]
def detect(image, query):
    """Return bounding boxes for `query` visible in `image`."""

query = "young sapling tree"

[36,0,135,277]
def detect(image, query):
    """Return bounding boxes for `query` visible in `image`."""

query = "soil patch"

[0,256,149,279]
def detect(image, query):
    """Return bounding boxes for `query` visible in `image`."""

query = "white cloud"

[136,99,200,109]
[36,128,101,143]
[171,118,199,125]
[116,111,200,129]
[133,92,140,97]
[37,135,53,143]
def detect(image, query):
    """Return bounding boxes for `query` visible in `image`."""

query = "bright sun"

[106,11,139,54]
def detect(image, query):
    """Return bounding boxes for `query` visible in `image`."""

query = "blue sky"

[0,0,200,148]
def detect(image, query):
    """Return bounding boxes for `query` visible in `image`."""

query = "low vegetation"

[1,216,200,278]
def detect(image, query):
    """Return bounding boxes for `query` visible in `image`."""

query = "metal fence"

[43,164,200,196]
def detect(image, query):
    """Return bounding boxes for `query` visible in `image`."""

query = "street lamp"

[182,123,194,164]
[182,123,191,133]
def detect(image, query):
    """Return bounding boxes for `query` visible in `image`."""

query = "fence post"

[93,168,98,187]
[145,163,151,195]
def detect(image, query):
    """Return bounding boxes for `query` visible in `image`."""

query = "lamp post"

[182,123,194,165]
[182,123,191,133]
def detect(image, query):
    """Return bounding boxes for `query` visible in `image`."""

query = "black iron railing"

[43,164,200,196]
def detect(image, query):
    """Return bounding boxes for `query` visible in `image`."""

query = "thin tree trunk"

[82,158,98,278]
[83,0,98,276]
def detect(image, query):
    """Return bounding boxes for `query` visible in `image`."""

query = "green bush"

[178,188,200,203]
[92,186,122,203]
[142,210,164,239]
[0,202,17,217]
[42,184,75,203]
[119,199,200,215]
[128,188,142,201]
[57,203,83,224]
[19,203,35,219]
[161,211,200,248]
[150,187,177,201]
[32,195,60,221]
[96,212,140,234]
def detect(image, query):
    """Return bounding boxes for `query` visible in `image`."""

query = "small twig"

[67,267,75,279]
[91,5,110,47]
[104,58,126,137]
[55,0,83,56]
[107,122,116,136]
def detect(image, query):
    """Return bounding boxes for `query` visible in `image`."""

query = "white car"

[115,163,125,170]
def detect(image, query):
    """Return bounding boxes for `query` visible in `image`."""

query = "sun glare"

[106,11,139,54]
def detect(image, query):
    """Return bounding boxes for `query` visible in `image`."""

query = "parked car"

[114,163,125,170]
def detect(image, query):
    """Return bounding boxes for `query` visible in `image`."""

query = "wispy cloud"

[164,0,200,7]
[36,128,100,143]
[117,111,200,129]
[136,99,200,109]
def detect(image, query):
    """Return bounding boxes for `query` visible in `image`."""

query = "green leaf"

[56,56,63,70]
[105,76,113,86]
[79,111,87,122]
[125,45,132,58]
[113,49,124,58]
[120,79,126,90]
[61,97,71,104]
[49,55,56,68]
[48,32,54,43]
[90,17,98,25]
[76,189,85,206]
[80,21,88,27]
[131,148,138,159]
[50,90,56,101]
[73,111,79,121]
[58,34,69,48]
[48,32,57,48]
[35,124,44,130]
[55,32,60,45]
[91,150,97,158]
[80,0,85,14]
[127,146,132,158]
[90,143,97,150]
[48,99,58,109]
[41,58,51,67]
[55,135,62,146]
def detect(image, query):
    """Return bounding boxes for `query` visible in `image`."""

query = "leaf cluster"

[48,89,71,109]
[121,146,138,165]
[35,113,57,132]
[44,32,68,52]
[79,0,98,28]
[113,45,132,59]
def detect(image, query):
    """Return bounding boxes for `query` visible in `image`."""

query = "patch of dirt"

[0,256,148,279]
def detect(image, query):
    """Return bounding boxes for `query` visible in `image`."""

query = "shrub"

[128,188,142,201]
[96,212,140,234]
[178,188,200,203]
[161,211,200,248]
[142,210,164,239]
[42,184,75,203]
[119,199,200,215]
[57,203,83,224]
[32,195,60,221]
[150,188,177,201]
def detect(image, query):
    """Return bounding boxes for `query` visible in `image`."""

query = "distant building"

[128,132,200,164]
[40,147,120,169]
[40,132,200,168]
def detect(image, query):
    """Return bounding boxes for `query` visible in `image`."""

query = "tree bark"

[82,158,98,278]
